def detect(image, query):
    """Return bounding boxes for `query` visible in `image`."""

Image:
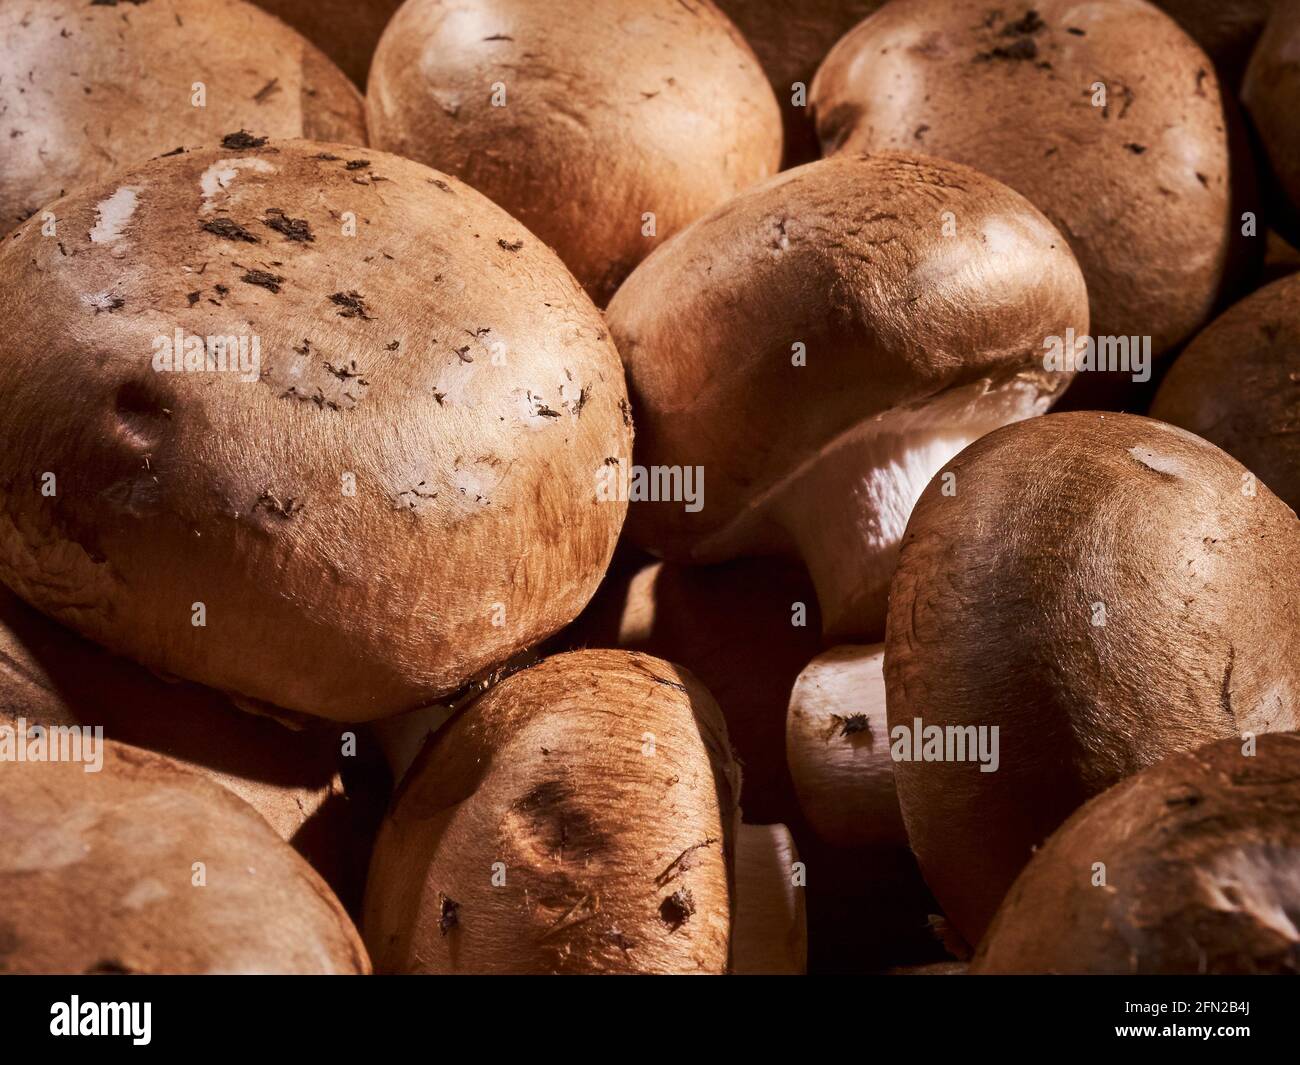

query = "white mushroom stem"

[731,822,807,975]
[763,374,1063,640]
[787,644,907,849]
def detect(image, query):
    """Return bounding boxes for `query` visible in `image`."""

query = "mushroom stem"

[786,644,906,848]
[766,374,1062,640]
[731,823,807,975]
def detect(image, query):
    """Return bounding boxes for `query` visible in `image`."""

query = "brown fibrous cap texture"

[811,0,1236,355]
[885,411,1300,943]
[1151,272,1300,513]
[365,0,782,305]
[0,583,385,912]
[974,733,1300,974]
[252,0,404,87]
[0,140,631,721]
[0,0,366,237]
[0,739,369,974]
[714,0,886,166]
[362,649,741,974]
[1243,0,1300,242]
[607,151,1084,637]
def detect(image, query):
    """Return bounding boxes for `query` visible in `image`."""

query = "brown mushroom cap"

[1243,0,1300,242]
[0,140,631,721]
[362,649,741,974]
[811,0,1236,356]
[365,0,782,305]
[0,0,365,237]
[1151,273,1300,513]
[714,0,886,166]
[0,739,369,973]
[0,583,384,912]
[557,551,823,825]
[607,151,1085,641]
[1154,0,1276,87]
[974,733,1300,974]
[885,411,1300,943]
[787,644,906,849]
[252,0,403,87]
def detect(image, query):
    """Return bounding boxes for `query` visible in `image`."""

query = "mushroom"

[885,410,1300,944]
[0,140,632,722]
[0,739,369,973]
[606,151,1086,641]
[1153,0,1276,87]
[1151,273,1300,512]
[1243,0,1300,243]
[0,0,365,237]
[0,583,385,913]
[363,650,753,974]
[252,0,403,86]
[732,823,807,975]
[974,733,1300,974]
[557,551,824,825]
[810,0,1241,358]
[364,0,782,304]
[787,644,906,849]
[713,0,886,165]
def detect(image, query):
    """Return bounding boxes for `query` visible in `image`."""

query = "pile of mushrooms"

[0,0,1297,979]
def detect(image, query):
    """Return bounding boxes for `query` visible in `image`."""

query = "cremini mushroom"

[974,733,1300,974]
[0,0,365,236]
[606,151,1086,641]
[0,739,369,973]
[363,650,751,974]
[365,0,782,304]
[1151,273,1300,512]
[0,140,631,721]
[787,644,906,849]
[886,411,1300,943]
[811,0,1240,357]
[0,583,385,912]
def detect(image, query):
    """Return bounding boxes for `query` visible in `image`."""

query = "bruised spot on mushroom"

[437,894,459,936]
[221,130,268,150]
[658,888,695,931]
[330,290,373,319]
[241,269,284,293]
[202,218,259,243]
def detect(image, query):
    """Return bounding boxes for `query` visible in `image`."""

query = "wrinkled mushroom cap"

[974,733,1300,974]
[363,649,741,974]
[365,0,782,304]
[608,151,1084,639]
[0,140,631,721]
[0,0,365,236]
[886,411,1300,942]
[1151,272,1300,513]
[811,0,1236,354]
[0,740,369,974]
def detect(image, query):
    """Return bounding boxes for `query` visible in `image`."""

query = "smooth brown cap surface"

[0,0,365,236]
[811,0,1237,354]
[1151,272,1300,513]
[886,411,1300,943]
[363,649,741,974]
[365,0,782,305]
[0,140,631,721]
[0,739,369,974]
[974,733,1300,974]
